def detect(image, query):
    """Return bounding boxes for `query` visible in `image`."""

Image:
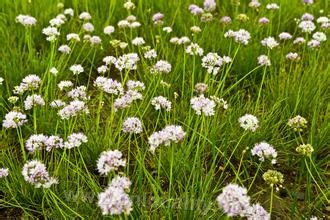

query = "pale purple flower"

[190,95,216,116]
[148,125,186,153]
[217,184,250,217]
[257,55,271,66]
[252,142,277,164]
[97,150,126,175]
[261,37,279,49]
[63,132,88,149]
[245,203,270,220]
[2,111,27,128]
[94,77,123,95]
[150,60,172,74]
[58,100,89,119]
[122,117,143,134]
[26,134,48,153]
[22,160,58,188]
[151,96,172,111]
[24,94,45,110]
[0,168,9,178]
[97,186,132,215]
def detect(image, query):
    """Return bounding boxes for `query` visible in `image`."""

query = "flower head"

[22,160,58,188]
[2,111,28,129]
[217,184,250,217]
[251,142,277,164]
[287,115,307,131]
[122,117,143,134]
[16,14,37,26]
[190,95,216,116]
[148,125,186,153]
[296,144,314,156]
[239,114,259,132]
[97,150,126,175]
[263,170,284,186]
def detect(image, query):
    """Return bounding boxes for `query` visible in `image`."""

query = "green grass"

[0,0,329,219]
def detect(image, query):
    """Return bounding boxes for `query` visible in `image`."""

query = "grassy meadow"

[0,0,329,219]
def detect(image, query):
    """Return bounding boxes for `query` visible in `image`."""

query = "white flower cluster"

[249,0,261,8]
[42,26,60,41]
[312,32,327,42]
[185,43,204,56]
[50,67,58,76]
[94,77,124,95]
[224,29,251,45]
[239,114,259,132]
[217,184,250,217]
[103,56,117,66]
[298,20,316,33]
[123,1,135,10]
[115,53,139,71]
[64,8,74,17]
[189,4,204,16]
[122,117,143,134]
[69,64,84,75]
[97,182,132,215]
[63,132,88,149]
[66,33,80,41]
[152,12,164,25]
[49,16,65,27]
[151,96,172,112]
[286,52,300,61]
[132,37,145,46]
[58,100,89,119]
[251,141,277,164]
[2,111,28,129]
[26,134,64,153]
[126,80,145,91]
[245,203,270,220]
[266,3,280,10]
[16,14,37,26]
[217,184,269,219]
[50,100,66,108]
[79,12,92,20]
[97,150,126,175]
[150,60,172,74]
[113,89,143,111]
[109,175,131,190]
[67,86,89,101]
[117,15,141,29]
[58,44,71,54]
[58,80,73,91]
[203,0,216,12]
[202,52,229,75]
[0,168,9,178]
[104,25,115,35]
[190,95,216,116]
[24,94,45,110]
[169,36,191,45]
[22,160,58,188]
[83,22,94,32]
[279,32,292,40]
[148,125,186,153]
[257,55,271,66]
[261,37,279,49]
[14,75,41,94]
[144,49,157,59]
